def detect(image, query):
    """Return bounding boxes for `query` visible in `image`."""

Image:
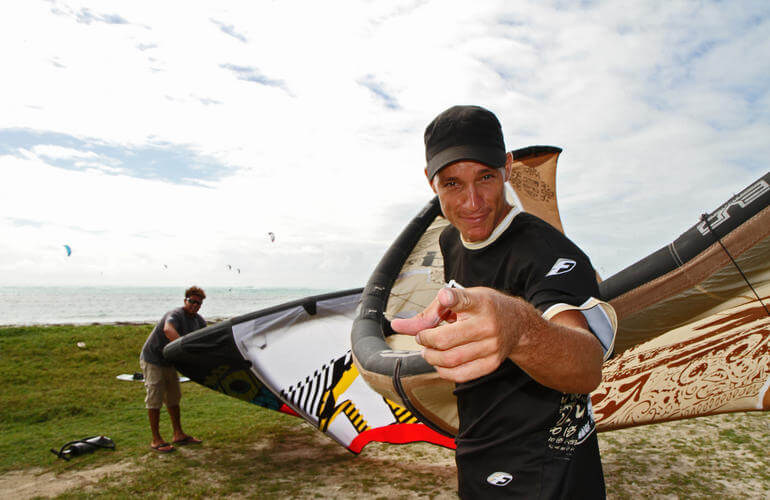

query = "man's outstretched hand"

[390,286,604,392]
[390,287,524,383]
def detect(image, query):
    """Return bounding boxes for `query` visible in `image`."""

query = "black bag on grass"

[50,435,115,461]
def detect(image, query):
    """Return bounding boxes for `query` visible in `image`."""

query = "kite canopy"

[163,289,454,453]
[63,244,72,257]
[600,173,770,352]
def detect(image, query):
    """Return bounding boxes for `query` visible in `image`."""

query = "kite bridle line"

[700,213,770,317]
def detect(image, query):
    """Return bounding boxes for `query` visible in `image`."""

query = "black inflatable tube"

[599,171,770,301]
[164,287,364,371]
[351,197,442,377]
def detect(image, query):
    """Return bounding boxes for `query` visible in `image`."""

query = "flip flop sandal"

[173,436,202,445]
[151,442,175,453]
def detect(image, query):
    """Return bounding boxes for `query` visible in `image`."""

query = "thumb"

[437,286,473,313]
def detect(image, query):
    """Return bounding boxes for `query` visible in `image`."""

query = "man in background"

[140,286,207,453]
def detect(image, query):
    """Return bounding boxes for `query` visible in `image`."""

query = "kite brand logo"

[696,179,770,236]
[487,471,514,486]
[546,258,577,277]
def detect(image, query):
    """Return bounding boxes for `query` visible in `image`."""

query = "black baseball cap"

[424,105,506,181]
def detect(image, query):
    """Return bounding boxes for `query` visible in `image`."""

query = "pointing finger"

[391,293,449,335]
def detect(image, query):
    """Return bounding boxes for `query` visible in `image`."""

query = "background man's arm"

[164,321,181,342]
[390,287,603,394]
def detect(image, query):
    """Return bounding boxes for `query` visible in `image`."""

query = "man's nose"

[464,185,482,209]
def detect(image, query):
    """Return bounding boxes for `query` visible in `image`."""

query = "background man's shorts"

[140,359,182,409]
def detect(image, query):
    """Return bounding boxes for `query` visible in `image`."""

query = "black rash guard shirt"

[440,212,606,499]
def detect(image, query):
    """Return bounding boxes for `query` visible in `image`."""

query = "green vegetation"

[1,324,769,499]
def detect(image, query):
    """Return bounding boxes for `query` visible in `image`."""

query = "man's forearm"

[507,298,603,394]
[164,322,180,342]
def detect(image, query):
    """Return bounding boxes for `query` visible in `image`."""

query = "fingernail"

[415,333,422,345]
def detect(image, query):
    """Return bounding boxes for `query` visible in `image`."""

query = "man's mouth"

[460,212,489,224]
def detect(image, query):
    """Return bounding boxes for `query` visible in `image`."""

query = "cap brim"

[426,145,506,180]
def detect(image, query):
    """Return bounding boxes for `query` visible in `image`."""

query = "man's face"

[431,161,511,242]
[183,294,203,315]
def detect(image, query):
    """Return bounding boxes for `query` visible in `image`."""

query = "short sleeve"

[165,308,184,333]
[518,227,616,359]
[521,233,600,313]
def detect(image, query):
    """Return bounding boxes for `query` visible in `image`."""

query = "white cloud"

[1,0,768,288]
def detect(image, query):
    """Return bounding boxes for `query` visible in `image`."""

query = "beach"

[1,322,768,498]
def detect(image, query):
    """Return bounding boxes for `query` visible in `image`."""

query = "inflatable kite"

[164,289,454,452]
[166,146,770,452]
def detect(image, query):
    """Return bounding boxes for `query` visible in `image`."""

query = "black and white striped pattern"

[281,351,353,420]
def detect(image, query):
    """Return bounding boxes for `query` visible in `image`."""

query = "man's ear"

[425,168,437,193]
[503,152,513,182]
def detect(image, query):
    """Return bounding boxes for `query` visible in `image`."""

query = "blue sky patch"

[49,4,129,26]
[0,128,234,186]
[220,64,288,92]
[357,75,399,110]
[211,19,248,43]
[5,217,44,228]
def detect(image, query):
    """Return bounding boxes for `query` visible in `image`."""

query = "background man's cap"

[424,105,506,180]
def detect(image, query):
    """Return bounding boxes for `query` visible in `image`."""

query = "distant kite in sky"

[163,264,168,270]
[226,264,232,270]
[63,244,72,257]
[268,232,275,243]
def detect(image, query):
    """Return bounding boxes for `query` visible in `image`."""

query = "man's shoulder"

[166,306,184,318]
[508,212,562,238]
[164,307,186,324]
[505,213,584,255]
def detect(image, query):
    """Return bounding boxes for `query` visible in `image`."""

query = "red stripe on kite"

[348,423,455,454]
[279,404,299,417]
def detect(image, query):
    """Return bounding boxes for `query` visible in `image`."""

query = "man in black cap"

[392,105,616,498]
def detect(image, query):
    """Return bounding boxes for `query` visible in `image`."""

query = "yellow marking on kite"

[318,363,359,417]
[385,398,419,424]
[320,399,370,433]
[317,362,374,432]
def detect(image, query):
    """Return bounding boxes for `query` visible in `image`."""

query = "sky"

[1,0,768,289]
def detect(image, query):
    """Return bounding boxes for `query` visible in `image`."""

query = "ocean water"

[0,286,332,326]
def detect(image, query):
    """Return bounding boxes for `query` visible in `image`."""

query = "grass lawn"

[1,324,768,498]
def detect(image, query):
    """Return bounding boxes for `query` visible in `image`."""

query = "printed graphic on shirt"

[547,393,595,457]
[487,472,514,487]
[545,258,577,277]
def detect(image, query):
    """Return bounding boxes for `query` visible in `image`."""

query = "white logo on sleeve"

[486,472,513,486]
[546,258,577,277]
